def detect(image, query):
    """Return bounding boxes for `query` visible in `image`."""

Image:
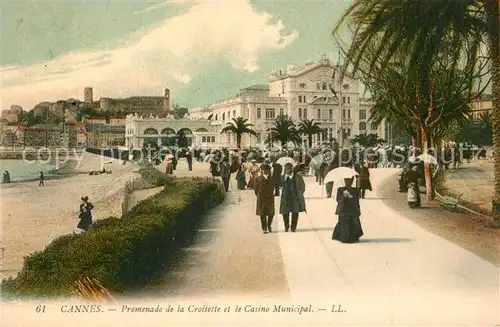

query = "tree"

[333,0,499,221]
[298,119,323,147]
[220,117,257,149]
[352,133,384,147]
[265,114,302,148]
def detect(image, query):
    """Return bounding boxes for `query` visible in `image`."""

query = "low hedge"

[1,178,226,299]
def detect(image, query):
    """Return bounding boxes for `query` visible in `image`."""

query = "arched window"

[359,122,366,131]
[322,82,327,90]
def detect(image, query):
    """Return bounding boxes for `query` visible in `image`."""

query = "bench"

[440,192,463,211]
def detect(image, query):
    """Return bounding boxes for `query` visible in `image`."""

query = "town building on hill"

[1,105,22,124]
[82,87,172,115]
[22,122,77,147]
[189,57,389,148]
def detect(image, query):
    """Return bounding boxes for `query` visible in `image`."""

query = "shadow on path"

[377,169,500,265]
[359,238,411,244]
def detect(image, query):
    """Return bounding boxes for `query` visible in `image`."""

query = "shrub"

[1,179,226,299]
[138,166,173,186]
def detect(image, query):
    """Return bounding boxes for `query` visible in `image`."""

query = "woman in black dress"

[77,196,94,231]
[332,178,363,243]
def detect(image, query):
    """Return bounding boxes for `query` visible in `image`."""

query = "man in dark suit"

[271,161,282,196]
[254,164,275,234]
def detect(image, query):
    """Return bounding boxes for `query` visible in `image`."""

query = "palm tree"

[333,0,497,204]
[220,117,257,149]
[298,119,323,147]
[265,114,302,148]
[352,133,384,148]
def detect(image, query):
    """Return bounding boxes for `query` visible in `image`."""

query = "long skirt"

[237,178,246,190]
[332,215,363,243]
[77,215,93,231]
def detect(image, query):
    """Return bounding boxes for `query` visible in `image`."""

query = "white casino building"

[189,57,389,148]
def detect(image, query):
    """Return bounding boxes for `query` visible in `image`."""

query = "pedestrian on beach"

[39,172,44,186]
[280,163,306,232]
[77,196,94,231]
[254,163,275,234]
[332,177,363,243]
[220,158,231,192]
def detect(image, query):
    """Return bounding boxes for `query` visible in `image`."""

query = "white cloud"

[0,0,298,109]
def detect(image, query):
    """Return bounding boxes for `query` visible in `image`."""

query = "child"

[407,182,418,208]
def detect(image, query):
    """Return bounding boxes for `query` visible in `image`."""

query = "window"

[329,109,333,120]
[347,97,350,104]
[233,110,236,117]
[298,108,302,119]
[279,108,284,116]
[303,108,308,119]
[342,96,346,104]
[359,122,366,131]
[215,114,218,120]
[359,110,366,120]
[257,108,261,119]
[222,113,225,120]
[316,83,320,90]
[317,109,321,119]
[322,82,327,90]
[211,136,215,142]
[265,108,276,119]
[342,109,346,118]
[347,129,351,137]
[202,136,206,142]
[371,122,378,130]
[347,109,351,119]
[299,83,306,88]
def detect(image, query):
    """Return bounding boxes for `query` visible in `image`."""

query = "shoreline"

[0,152,142,281]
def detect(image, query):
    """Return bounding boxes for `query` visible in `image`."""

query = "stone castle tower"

[164,88,171,112]
[84,87,93,103]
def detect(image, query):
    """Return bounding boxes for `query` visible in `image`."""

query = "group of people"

[242,157,365,243]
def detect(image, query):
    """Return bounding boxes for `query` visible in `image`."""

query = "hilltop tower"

[164,88,171,112]
[84,87,93,104]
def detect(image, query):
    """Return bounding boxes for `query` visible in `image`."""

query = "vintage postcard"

[1,0,498,326]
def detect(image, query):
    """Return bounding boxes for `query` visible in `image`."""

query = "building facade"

[125,113,220,149]
[82,87,172,115]
[470,94,493,120]
[189,58,388,148]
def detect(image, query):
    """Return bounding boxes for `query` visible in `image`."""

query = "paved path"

[137,165,498,325]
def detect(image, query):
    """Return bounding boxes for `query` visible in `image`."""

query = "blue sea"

[0,159,57,182]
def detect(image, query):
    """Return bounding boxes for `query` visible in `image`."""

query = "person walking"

[356,163,372,199]
[77,196,94,231]
[406,165,421,207]
[235,164,247,190]
[332,177,363,243]
[186,150,193,171]
[247,160,259,189]
[220,158,231,192]
[280,163,306,232]
[271,161,282,196]
[254,164,275,234]
[39,172,45,186]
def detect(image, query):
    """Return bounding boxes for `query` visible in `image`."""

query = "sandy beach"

[0,152,141,280]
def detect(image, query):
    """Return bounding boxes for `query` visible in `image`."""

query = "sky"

[0,0,353,110]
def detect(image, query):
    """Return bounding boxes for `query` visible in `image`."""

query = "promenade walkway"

[138,165,498,326]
